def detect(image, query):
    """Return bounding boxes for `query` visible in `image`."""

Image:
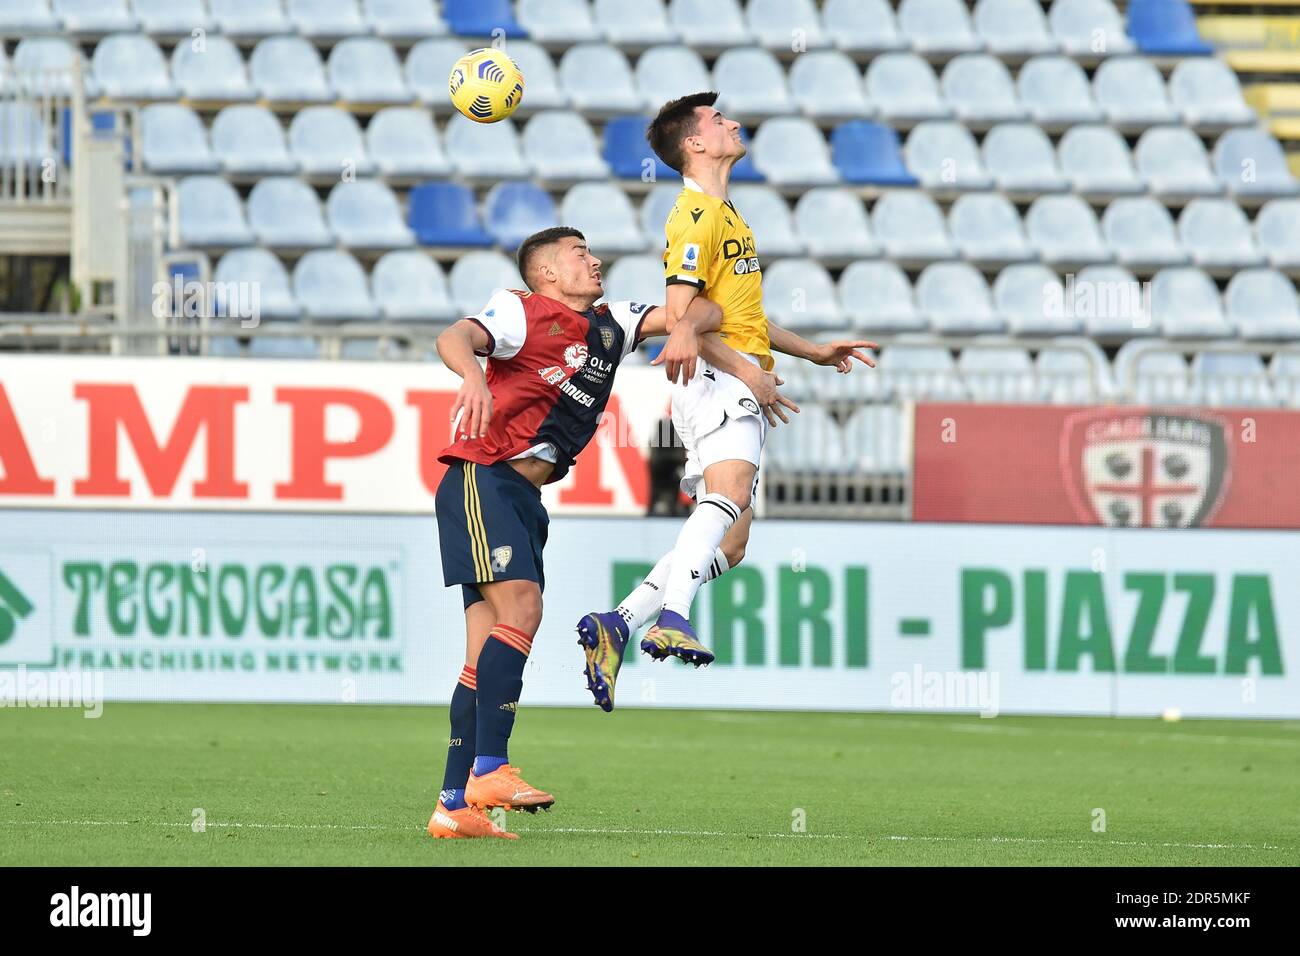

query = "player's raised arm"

[641,291,721,383]
[436,319,494,440]
[766,320,878,373]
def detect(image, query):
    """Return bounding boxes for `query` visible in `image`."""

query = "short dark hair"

[516,226,585,290]
[647,91,718,174]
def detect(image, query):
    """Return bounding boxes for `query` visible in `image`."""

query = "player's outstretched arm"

[767,320,877,374]
[644,288,722,384]
[436,319,493,440]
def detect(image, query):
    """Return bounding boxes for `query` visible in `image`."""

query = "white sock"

[616,548,730,633]
[662,493,740,618]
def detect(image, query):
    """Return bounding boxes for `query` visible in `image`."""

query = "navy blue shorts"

[435,459,549,609]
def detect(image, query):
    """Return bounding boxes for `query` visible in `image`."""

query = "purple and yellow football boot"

[641,609,714,667]
[575,611,630,712]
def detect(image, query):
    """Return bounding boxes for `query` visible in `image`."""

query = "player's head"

[516,226,603,305]
[646,91,745,176]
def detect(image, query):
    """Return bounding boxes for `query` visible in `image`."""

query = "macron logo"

[50,886,151,937]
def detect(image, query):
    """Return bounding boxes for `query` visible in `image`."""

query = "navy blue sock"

[474,624,532,762]
[438,666,476,810]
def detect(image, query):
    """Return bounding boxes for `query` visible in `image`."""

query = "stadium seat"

[877,343,967,401]
[558,44,644,115]
[1101,197,1189,269]
[1192,351,1275,407]
[507,42,566,111]
[171,36,255,101]
[1126,0,1212,56]
[247,177,334,248]
[830,122,918,185]
[92,33,177,99]
[1037,342,1112,403]
[972,0,1059,56]
[1074,264,1156,338]
[55,0,136,34]
[518,0,600,43]
[212,106,297,176]
[444,114,529,179]
[602,254,663,307]
[522,111,609,183]
[915,262,1006,334]
[1255,199,1300,269]
[904,122,995,191]
[248,322,319,359]
[732,184,804,257]
[638,184,680,246]
[138,104,219,174]
[871,190,957,261]
[288,0,367,39]
[327,180,415,249]
[210,0,292,39]
[948,193,1034,265]
[214,248,300,320]
[766,404,850,474]
[367,108,451,178]
[667,0,751,47]
[1048,0,1134,55]
[604,116,675,181]
[0,0,59,33]
[483,181,558,250]
[0,104,53,168]
[982,123,1069,193]
[793,188,879,260]
[327,37,412,104]
[363,0,445,40]
[1177,199,1266,270]
[133,0,212,35]
[993,263,1084,335]
[1092,57,1180,128]
[405,39,469,106]
[788,51,872,121]
[1169,59,1255,128]
[941,55,1026,125]
[635,44,712,107]
[11,38,86,96]
[715,48,794,121]
[751,117,839,186]
[408,182,492,247]
[594,0,678,45]
[1134,127,1222,197]
[177,176,254,247]
[762,259,844,331]
[1150,267,1234,338]
[745,0,830,50]
[1269,352,1300,407]
[1124,347,1199,405]
[838,261,927,333]
[442,0,525,38]
[294,250,380,322]
[560,182,645,254]
[1057,125,1144,197]
[1225,270,1300,340]
[865,53,952,124]
[1017,56,1104,126]
[250,37,333,103]
[449,251,524,316]
[898,0,983,56]
[958,344,1040,402]
[371,250,456,321]
[1213,129,1300,200]
[844,406,905,473]
[1025,195,1111,265]
[288,107,376,176]
[821,0,906,54]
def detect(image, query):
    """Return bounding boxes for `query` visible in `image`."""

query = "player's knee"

[484,582,543,635]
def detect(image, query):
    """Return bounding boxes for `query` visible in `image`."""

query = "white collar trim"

[683,176,703,192]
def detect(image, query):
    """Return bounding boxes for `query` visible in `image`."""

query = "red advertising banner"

[913,403,1300,529]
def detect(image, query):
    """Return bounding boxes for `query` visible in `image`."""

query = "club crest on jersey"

[491,546,513,572]
[564,342,589,370]
[600,326,614,351]
[682,243,699,272]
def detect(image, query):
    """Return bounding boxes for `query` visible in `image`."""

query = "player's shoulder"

[667,191,717,234]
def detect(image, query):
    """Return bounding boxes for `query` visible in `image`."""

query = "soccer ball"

[448,48,525,124]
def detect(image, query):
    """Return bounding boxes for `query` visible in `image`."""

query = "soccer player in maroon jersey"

[425,226,768,839]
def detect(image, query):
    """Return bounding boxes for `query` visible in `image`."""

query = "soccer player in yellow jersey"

[576,92,876,711]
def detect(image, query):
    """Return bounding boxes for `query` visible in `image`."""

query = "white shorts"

[671,353,767,502]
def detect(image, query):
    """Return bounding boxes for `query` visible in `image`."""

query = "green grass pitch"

[1,703,1296,866]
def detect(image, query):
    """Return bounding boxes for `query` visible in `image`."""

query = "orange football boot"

[465,765,556,813]
[426,801,519,839]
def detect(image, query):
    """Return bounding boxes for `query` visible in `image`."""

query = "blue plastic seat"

[443,0,524,37]
[483,181,558,250]
[831,121,918,185]
[408,181,492,246]
[1126,0,1212,56]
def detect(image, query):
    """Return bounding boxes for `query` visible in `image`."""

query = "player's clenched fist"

[452,378,493,439]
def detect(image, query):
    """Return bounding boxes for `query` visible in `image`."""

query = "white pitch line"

[0,818,1291,851]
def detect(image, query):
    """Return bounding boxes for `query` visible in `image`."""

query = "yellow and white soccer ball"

[448,48,525,123]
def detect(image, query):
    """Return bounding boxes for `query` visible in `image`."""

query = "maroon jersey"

[438,288,649,484]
